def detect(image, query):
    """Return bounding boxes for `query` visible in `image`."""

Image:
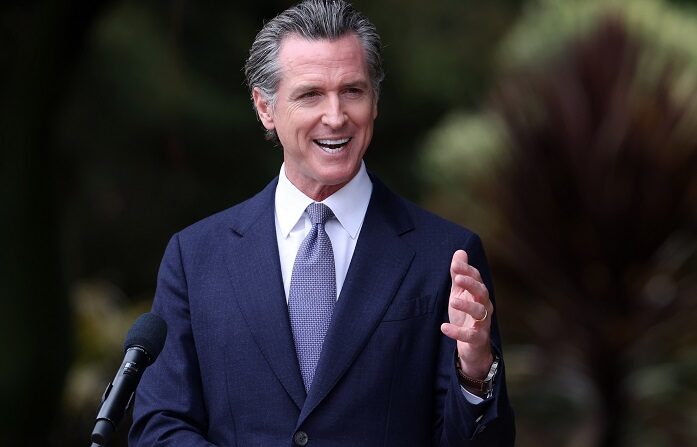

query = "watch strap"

[455,352,499,398]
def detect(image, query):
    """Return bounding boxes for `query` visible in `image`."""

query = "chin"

[318,165,359,185]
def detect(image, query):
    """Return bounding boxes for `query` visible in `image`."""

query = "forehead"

[276,33,370,85]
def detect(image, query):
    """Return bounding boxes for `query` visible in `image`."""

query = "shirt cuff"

[460,385,485,405]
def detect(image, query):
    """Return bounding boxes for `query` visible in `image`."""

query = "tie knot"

[306,202,334,225]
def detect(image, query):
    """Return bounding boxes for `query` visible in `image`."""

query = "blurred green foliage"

[421,0,697,446]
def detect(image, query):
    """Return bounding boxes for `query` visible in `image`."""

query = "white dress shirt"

[274,161,372,301]
[273,161,484,405]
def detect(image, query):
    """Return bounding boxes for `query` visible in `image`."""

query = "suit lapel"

[223,179,307,409]
[299,178,415,422]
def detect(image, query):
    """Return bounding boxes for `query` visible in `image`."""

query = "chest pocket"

[382,295,436,322]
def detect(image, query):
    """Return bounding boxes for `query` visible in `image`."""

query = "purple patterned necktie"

[288,202,336,392]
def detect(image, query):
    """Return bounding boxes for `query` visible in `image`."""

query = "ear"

[252,87,275,130]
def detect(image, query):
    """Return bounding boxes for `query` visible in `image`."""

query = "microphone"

[90,312,167,446]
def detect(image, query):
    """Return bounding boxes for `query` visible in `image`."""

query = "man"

[130,1,515,445]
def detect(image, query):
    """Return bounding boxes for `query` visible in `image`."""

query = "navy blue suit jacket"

[130,176,515,446]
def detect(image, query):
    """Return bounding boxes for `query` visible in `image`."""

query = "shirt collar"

[275,161,373,239]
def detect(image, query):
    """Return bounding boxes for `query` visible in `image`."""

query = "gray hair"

[244,0,385,142]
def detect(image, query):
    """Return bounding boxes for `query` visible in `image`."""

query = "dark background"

[2,0,696,446]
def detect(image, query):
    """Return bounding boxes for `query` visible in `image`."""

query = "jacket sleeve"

[129,234,217,446]
[434,233,516,446]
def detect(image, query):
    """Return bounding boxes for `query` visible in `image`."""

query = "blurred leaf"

[420,1,697,446]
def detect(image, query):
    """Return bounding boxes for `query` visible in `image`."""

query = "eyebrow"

[290,84,321,97]
[290,79,371,98]
[343,80,371,91]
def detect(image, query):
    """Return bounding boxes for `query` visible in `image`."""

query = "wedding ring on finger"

[474,307,488,323]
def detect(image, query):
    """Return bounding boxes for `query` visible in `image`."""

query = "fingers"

[452,274,489,306]
[447,249,494,325]
[440,322,489,346]
[450,251,489,310]
[450,250,485,292]
[449,297,489,322]
[445,250,494,365]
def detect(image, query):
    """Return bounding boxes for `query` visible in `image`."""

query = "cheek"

[354,104,377,128]
[357,116,375,142]
[286,111,317,138]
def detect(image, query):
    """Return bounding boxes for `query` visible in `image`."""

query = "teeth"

[314,137,351,153]
[316,138,350,146]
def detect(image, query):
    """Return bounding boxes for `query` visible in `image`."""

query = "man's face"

[253,33,378,201]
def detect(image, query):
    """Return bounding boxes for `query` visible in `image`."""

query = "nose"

[321,95,347,128]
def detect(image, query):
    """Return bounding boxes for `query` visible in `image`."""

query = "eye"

[299,90,320,99]
[343,86,368,99]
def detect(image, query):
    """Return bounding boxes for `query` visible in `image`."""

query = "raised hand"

[440,250,494,379]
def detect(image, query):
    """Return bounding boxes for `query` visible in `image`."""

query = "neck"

[301,183,348,202]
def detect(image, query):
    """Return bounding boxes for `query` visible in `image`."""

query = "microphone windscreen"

[123,312,168,363]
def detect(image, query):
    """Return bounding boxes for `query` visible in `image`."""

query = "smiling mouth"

[314,137,352,153]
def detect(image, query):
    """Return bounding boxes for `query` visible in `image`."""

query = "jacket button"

[293,430,309,446]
